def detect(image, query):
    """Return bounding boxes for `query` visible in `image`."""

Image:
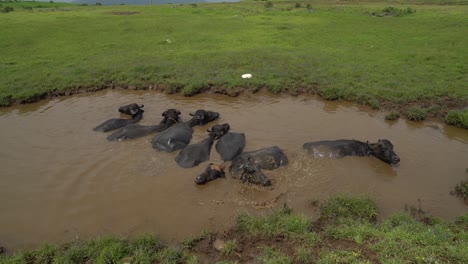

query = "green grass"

[0,1,466,117]
[317,250,371,264]
[446,109,468,129]
[236,205,315,239]
[319,194,378,222]
[451,180,468,199]
[258,247,292,264]
[221,239,239,256]
[404,106,427,121]
[385,111,400,120]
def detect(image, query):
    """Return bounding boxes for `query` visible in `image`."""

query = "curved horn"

[139,104,144,108]
[162,111,167,116]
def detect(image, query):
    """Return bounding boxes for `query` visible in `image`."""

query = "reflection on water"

[0,90,467,251]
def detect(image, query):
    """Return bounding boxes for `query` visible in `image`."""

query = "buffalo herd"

[94,103,400,186]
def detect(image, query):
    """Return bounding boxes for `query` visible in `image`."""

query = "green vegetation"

[221,240,239,256]
[0,1,466,123]
[372,6,417,17]
[385,111,400,120]
[451,180,468,200]
[446,109,468,129]
[320,194,378,222]
[1,195,467,263]
[405,106,427,121]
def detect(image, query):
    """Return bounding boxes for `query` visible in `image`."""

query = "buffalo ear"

[140,104,144,108]
[176,110,181,115]
[207,129,211,132]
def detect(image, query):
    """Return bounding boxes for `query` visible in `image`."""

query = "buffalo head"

[189,110,220,125]
[118,103,144,115]
[239,158,272,186]
[368,139,400,164]
[195,164,225,185]
[207,123,230,139]
[162,109,182,124]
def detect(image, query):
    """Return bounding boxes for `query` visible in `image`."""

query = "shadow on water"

[0,90,467,251]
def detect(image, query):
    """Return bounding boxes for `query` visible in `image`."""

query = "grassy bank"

[1,195,467,263]
[0,1,467,123]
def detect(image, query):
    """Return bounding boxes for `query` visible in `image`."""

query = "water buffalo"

[230,146,289,186]
[151,110,220,152]
[215,131,246,161]
[195,164,226,185]
[175,124,230,168]
[302,139,400,164]
[106,109,182,141]
[93,103,144,132]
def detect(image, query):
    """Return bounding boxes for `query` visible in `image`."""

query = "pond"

[0,90,467,251]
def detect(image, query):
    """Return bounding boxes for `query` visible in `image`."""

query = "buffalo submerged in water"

[93,103,145,132]
[151,110,220,152]
[194,146,289,186]
[302,139,400,164]
[106,109,182,141]
[175,123,230,168]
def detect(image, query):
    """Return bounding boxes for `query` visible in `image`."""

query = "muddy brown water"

[0,90,467,251]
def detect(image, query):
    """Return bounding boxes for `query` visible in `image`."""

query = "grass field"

[0,1,467,123]
[1,195,467,263]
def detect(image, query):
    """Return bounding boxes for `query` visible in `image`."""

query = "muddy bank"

[2,83,467,125]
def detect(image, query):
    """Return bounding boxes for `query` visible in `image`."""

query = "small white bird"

[241,73,252,79]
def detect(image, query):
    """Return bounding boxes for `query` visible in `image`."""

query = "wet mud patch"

[190,229,380,263]
[109,11,141,16]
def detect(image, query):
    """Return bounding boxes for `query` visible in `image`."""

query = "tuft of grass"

[318,250,371,264]
[155,248,182,264]
[319,194,378,223]
[445,109,468,129]
[319,87,346,101]
[295,245,313,263]
[455,213,468,230]
[373,6,417,17]
[182,230,213,249]
[325,218,382,244]
[237,205,311,238]
[95,238,130,264]
[385,111,400,121]
[222,240,239,257]
[451,180,468,199]
[258,247,291,264]
[405,106,427,121]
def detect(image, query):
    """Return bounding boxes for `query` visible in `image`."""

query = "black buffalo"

[302,139,400,164]
[230,146,288,186]
[175,124,230,168]
[93,103,144,132]
[106,109,181,141]
[215,124,246,161]
[151,110,219,152]
[194,164,226,185]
